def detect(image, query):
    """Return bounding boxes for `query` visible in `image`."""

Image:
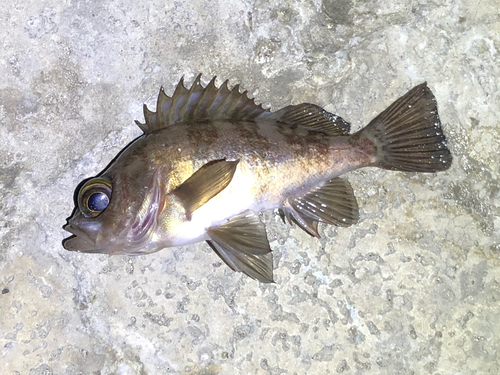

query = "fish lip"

[63,232,106,253]
[63,223,93,244]
[63,235,102,253]
[62,223,99,252]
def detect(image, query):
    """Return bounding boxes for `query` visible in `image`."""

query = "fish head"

[63,166,165,255]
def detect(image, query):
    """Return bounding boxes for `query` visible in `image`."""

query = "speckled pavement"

[1,1,499,374]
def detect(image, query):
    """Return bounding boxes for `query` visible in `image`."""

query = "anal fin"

[207,211,274,283]
[282,177,359,237]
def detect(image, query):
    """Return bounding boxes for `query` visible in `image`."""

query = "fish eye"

[78,178,112,218]
[87,191,110,211]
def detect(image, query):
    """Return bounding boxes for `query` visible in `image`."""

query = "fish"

[63,75,452,283]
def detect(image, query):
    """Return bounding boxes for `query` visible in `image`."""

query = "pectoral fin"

[174,159,239,219]
[207,211,274,283]
[282,177,359,237]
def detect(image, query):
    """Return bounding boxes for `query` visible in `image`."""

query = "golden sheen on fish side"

[63,75,452,283]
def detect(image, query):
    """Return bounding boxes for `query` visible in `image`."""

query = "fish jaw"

[63,211,106,253]
[63,234,103,253]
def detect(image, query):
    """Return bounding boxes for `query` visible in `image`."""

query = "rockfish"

[64,75,452,283]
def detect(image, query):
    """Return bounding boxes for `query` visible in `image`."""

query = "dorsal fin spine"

[194,77,218,120]
[248,106,265,118]
[190,77,209,120]
[136,74,271,133]
[184,75,203,122]
[181,74,201,121]
[174,76,192,123]
[209,80,231,113]
[157,87,169,111]
[223,84,243,115]
[156,87,170,124]
[244,98,263,118]
[208,81,230,115]
[169,77,188,124]
[232,91,252,116]
[135,118,148,133]
[144,104,154,124]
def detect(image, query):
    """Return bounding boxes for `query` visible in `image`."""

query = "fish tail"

[359,83,452,172]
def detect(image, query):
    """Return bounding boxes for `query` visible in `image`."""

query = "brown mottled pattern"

[97,115,378,225]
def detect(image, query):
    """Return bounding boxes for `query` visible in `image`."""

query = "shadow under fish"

[63,75,452,283]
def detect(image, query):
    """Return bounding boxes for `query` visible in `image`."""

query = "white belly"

[162,165,276,247]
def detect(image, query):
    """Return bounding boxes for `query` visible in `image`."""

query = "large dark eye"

[88,192,110,211]
[78,178,112,218]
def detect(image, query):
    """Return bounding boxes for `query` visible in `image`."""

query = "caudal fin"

[360,83,452,172]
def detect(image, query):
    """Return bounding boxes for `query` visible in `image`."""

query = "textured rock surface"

[1,0,499,374]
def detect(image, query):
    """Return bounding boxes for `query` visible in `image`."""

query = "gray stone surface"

[1,0,499,374]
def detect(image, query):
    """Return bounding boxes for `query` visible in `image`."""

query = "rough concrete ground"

[1,0,499,374]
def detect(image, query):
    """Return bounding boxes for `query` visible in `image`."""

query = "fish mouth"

[63,223,102,253]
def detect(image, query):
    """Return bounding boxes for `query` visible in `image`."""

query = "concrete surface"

[1,0,499,374]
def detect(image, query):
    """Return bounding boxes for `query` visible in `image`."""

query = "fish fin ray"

[282,204,321,237]
[137,74,270,133]
[167,76,191,124]
[208,211,271,255]
[207,240,274,283]
[173,159,239,219]
[207,211,274,283]
[135,104,158,133]
[283,177,359,236]
[360,82,452,172]
[260,103,350,136]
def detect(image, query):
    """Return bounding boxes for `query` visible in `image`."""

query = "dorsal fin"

[259,103,351,136]
[135,74,270,134]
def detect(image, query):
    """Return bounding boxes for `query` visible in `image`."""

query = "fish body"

[64,75,452,282]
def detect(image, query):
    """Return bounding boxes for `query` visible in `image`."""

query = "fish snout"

[62,216,102,252]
